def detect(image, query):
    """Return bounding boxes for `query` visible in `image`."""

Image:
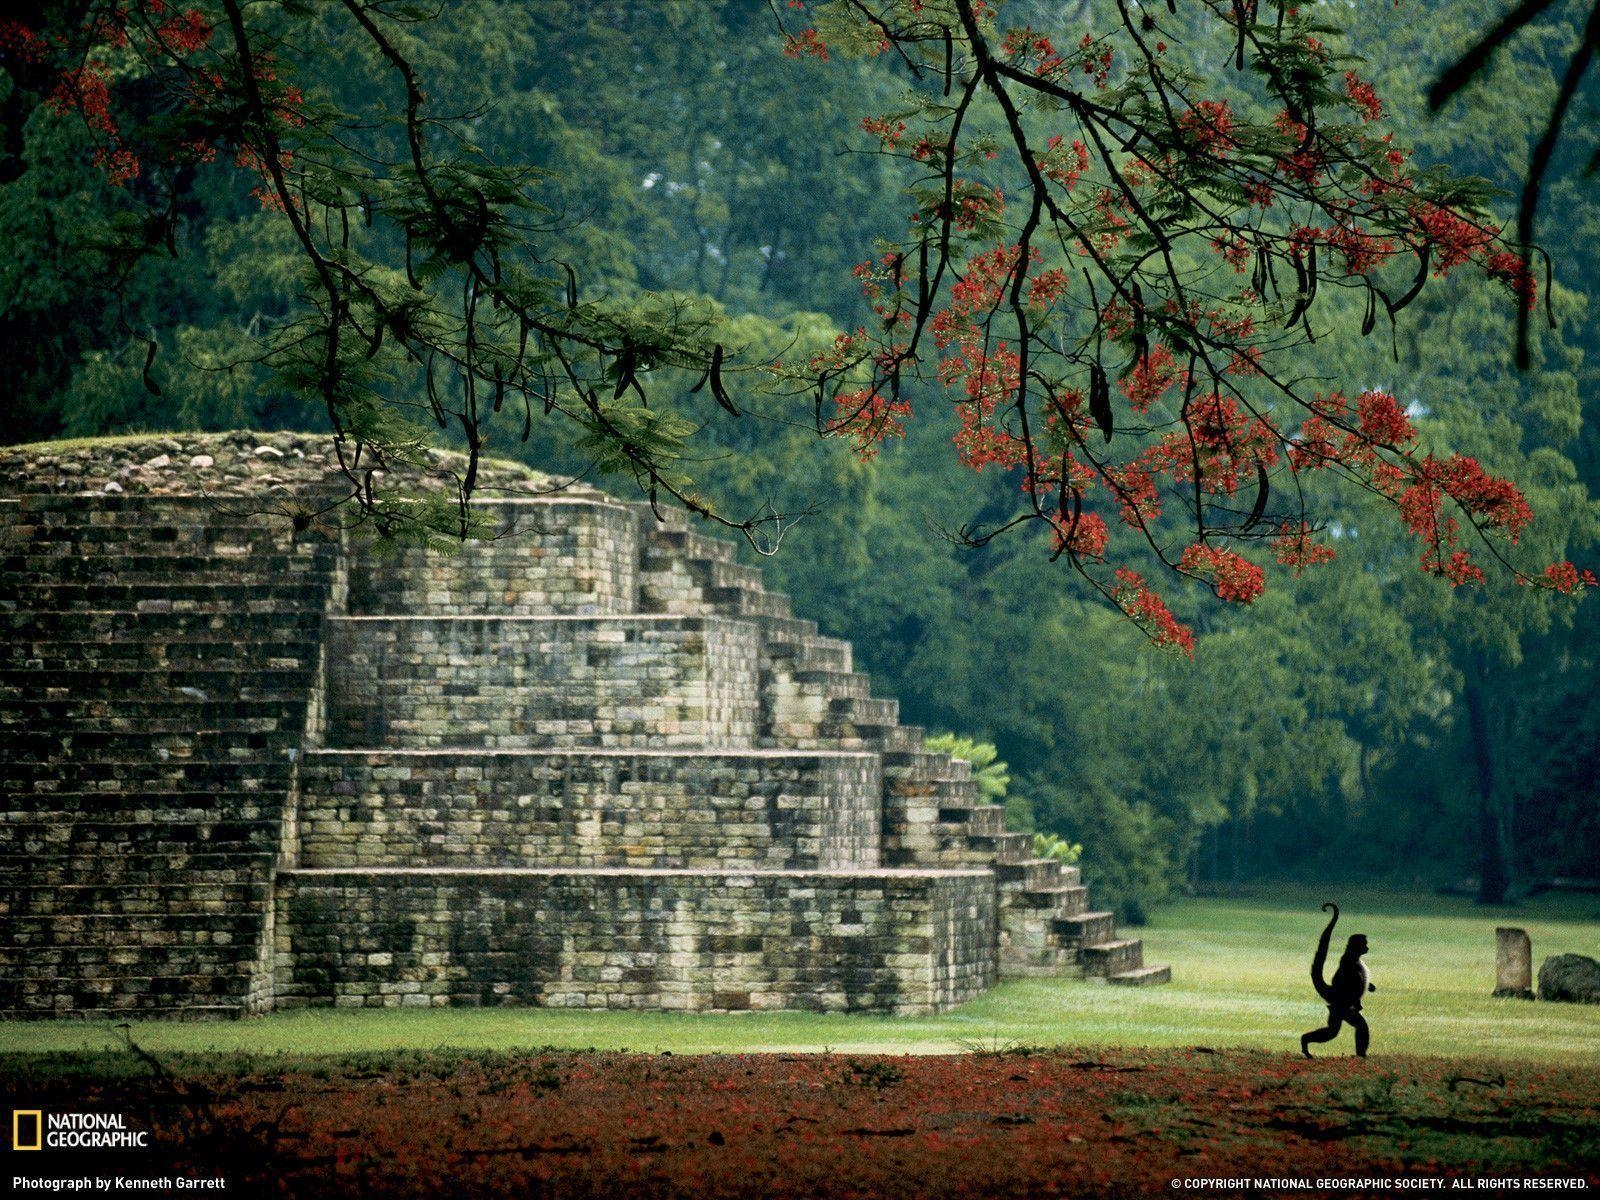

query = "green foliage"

[1032,833,1081,867]
[925,732,1010,803]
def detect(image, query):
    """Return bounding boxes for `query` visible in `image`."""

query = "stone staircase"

[631,508,1168,989]
[1,441,1167,1018]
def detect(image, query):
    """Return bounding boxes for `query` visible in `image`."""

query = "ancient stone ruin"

[1,432,1168,1018]
[1494,927,1534,999]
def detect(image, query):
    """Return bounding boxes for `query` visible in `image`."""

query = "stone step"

[1019,883,1091,916]
[997,944,1082,978]
[2,552,323,578]
[990,832,1034,865]
[994,858,1062,891]
[0,609,325,637]
[1109,964,1172,987]
[1,696,306,717]
[6,582,331,612]
[1079,938,1144,977]
[7,492,310,513]
[5,730,298,757]
[4,928,267,947]
[8,530,329,556]
[648,526,736,564]
[875,725,926,754]
[1,717,299,740]
[882,750,972,781]
[1,645,321,671]
[763,634,852,674]
[1052,910,1117,948]
[3,518,331,543]
[1,805,283,825]
[686,557,766,593]
[0,1005,248,1019]
[346,499,641,617]
[0,668,313,693]
[0,759,292,784]
[749,615,821,643]
[829,695,898,725]
[6,884,273,913]
[706,585,791,619]
[0,849,279,871]
[928,822,1010,862]
[792,669,873,699]
[963,805,1007,837]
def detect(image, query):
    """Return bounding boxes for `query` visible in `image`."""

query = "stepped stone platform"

[0,432,1169,1019]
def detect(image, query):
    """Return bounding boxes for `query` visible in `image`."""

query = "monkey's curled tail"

[1311,902,1339,1003]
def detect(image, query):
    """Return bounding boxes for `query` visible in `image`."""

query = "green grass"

[5,887,1598,1065]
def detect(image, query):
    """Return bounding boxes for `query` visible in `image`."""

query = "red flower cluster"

[1000,28,1067,80]
[1272,522,1337,573]
[1052,509,1109,559]
[1344,71,1383,121]
[832,389,912,459]
[1113,568,1196,654]
[860,115,906,148]
[1178,542,1267,604]
[1178,100,1237,157]
[1145,393,1279,498]
[1119,344,1187,414]
[1541,561,1600,594]
[782,28,828,61]
[1037,134,1090,190]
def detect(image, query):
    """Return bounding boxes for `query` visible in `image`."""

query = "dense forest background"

[4,0,1597,918]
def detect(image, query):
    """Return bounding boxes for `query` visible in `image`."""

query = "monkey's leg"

[1350,1012,1370,1058]
[1300,1011,1344,1058]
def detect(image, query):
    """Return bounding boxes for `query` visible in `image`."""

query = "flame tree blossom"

[774,0,1591,642]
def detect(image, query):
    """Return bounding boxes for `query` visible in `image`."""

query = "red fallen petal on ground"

[5,1048,1597,1197]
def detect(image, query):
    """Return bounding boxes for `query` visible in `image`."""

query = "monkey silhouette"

[1300,902,1374,1059]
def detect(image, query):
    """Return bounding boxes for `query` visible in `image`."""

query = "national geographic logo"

[13,1110,41,1151]
[11,1111,149,1151]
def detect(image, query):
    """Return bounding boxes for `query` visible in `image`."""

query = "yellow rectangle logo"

[13,1109,42,1151]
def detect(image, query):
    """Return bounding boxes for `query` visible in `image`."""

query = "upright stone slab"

[1494,927,1534,999]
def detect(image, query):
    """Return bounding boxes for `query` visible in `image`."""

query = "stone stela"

[1,433,1169,1018]
[1494,927,1534,999]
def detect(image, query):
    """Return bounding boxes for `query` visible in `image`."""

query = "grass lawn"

[4,886,1598,1065]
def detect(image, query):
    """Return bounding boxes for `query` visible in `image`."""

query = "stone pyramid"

[0,433,1167,1018]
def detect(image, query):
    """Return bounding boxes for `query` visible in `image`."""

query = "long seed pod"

[709,344,740,416]
[1244,462,1270,529]
[1089,362,1113,443]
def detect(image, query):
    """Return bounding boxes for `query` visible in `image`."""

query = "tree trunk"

[1464,662,1511,905]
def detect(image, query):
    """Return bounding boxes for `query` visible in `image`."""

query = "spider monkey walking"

[1300,902,1375,1059]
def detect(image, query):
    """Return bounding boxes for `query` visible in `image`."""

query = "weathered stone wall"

[323,616,762,750]
[295,749,882,870]
[274,868,996,1014]
[347,499,641,617]
[0,494,338,1016]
